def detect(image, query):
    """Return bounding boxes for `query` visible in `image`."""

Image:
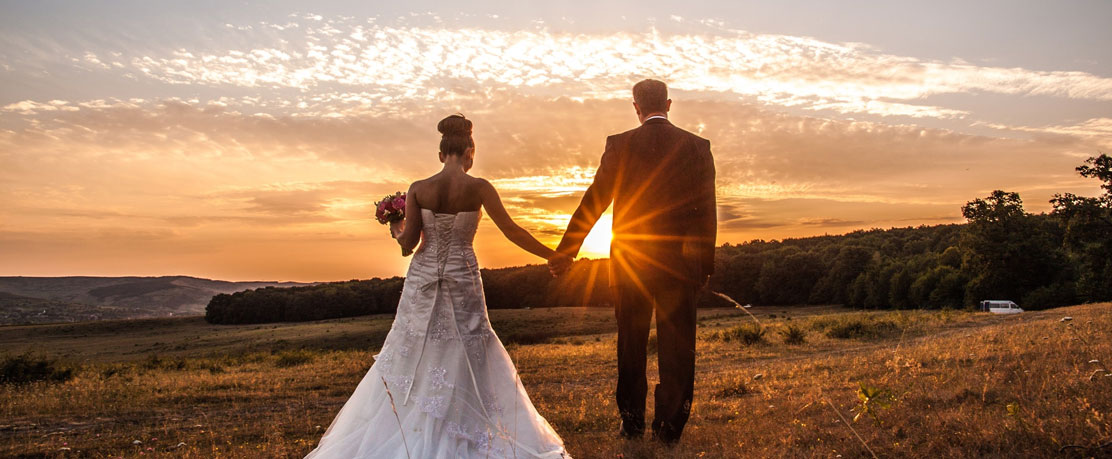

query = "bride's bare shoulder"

[409,176,440,192]
[468,175,496,193]
[405,177,434,204]
[405,178,422,194]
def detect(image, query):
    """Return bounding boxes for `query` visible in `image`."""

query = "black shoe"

[619,422,644,440]
[651,430,680,446]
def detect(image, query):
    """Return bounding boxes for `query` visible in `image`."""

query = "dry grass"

[1,304,1110,457]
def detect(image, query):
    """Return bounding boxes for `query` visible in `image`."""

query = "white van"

[980,300,1023,314]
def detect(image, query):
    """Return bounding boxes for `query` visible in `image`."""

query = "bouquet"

[374,191,406,224]
[374,192,407,238]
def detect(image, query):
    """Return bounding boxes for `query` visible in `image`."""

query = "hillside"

[0,276,312,325]
[1,303,1109,456]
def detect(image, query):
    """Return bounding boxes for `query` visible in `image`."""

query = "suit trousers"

[614,280,697,442]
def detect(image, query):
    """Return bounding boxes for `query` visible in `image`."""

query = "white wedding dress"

[306,209,569,458]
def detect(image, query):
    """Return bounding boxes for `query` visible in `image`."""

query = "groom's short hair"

[633,79,668,113]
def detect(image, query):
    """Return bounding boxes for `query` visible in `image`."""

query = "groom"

[550,79,716,444]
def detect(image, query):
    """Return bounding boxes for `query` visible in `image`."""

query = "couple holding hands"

[307,79,716,458]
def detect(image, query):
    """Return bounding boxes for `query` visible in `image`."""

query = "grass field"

[2,303,1110,458]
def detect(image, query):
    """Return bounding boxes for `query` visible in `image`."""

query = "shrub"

[717,381,750,397]
[778,324,807,345]
[1021,282,1077,309]
[0,353,74,385]
[721,324,766,346]
[820,316,900,340]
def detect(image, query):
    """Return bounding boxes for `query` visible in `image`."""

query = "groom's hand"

[548,253,573,277]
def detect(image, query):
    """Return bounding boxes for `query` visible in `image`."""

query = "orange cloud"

[1,94,1106,280]
[3,13,1110,281]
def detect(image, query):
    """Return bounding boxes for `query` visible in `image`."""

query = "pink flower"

[373,191,407,225]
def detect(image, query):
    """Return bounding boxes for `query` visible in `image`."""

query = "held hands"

[547,252,573,277]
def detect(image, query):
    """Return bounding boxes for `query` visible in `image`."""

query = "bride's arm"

[478,179,559,260]
[395,183,422,256]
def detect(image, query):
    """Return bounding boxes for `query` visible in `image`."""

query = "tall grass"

[809,313,901,339]
[708,324,766,345]
[778,324,807,345]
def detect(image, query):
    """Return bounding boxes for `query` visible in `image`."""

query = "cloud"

[977,117,1112,142]
[2,100,81,115]
[799,218,867,227]
[3,95,1103,229]
[52,15,1112,119]
[3,10,1111,280]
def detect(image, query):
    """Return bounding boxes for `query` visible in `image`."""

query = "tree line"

[205,260,731,324]
[714,154,1110,309]
[206,155,1111,324]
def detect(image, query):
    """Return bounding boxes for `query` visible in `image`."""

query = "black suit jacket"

[558,118,716,287]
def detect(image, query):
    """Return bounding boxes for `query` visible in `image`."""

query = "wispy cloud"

[56,15,1112,120]
[2,12,1110,280]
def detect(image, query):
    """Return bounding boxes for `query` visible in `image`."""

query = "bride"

[305,114,571,458]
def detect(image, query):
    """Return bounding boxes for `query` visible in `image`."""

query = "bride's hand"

[390,220,405,239]
[547,253,573,277]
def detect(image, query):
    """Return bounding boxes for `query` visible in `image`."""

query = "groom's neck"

[638,112,668,124]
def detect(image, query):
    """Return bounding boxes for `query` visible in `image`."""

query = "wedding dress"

[306,209,570,458]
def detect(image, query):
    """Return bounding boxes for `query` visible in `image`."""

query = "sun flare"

[578,213,613,259]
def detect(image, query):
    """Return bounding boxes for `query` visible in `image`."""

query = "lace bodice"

[410,208,480,273]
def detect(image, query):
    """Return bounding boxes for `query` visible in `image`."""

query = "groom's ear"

[632,101,641,116]
[665,99,672,112]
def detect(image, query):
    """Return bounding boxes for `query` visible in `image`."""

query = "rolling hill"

[0,276,312,325]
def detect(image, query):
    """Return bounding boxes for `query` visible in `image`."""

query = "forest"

[205,155,1111,325]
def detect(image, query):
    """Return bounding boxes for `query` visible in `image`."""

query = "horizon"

[2,1,1110,282]
[0,216,978,281]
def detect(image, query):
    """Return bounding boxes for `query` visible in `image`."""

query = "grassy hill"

[1,303,1109,457]
[0,291,155,325]
[0,276,313,325]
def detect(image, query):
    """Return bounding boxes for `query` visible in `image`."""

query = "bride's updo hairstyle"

[437,114,474,156]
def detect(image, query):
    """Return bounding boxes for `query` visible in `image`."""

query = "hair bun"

[437,113,472,137]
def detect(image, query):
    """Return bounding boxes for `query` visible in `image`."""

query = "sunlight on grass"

[1,304,1110,457]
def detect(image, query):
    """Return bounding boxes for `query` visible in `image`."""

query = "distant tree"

[717,252,767,304]
[809,246,873,304]
[864,262,900,309]
[961,190,1025,224]
[204,278,403,324]
[1049,154,1112,302]
[961,191,1065,307]
[1077,153,1112,195]
[757,250,825,305]
[938,246,962,269]
[932,267,968,308]
[888,266,914,309]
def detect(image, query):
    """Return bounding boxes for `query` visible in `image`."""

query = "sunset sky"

[2,0,1110,282]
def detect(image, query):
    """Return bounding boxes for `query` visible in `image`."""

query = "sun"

[579,213,613,259]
